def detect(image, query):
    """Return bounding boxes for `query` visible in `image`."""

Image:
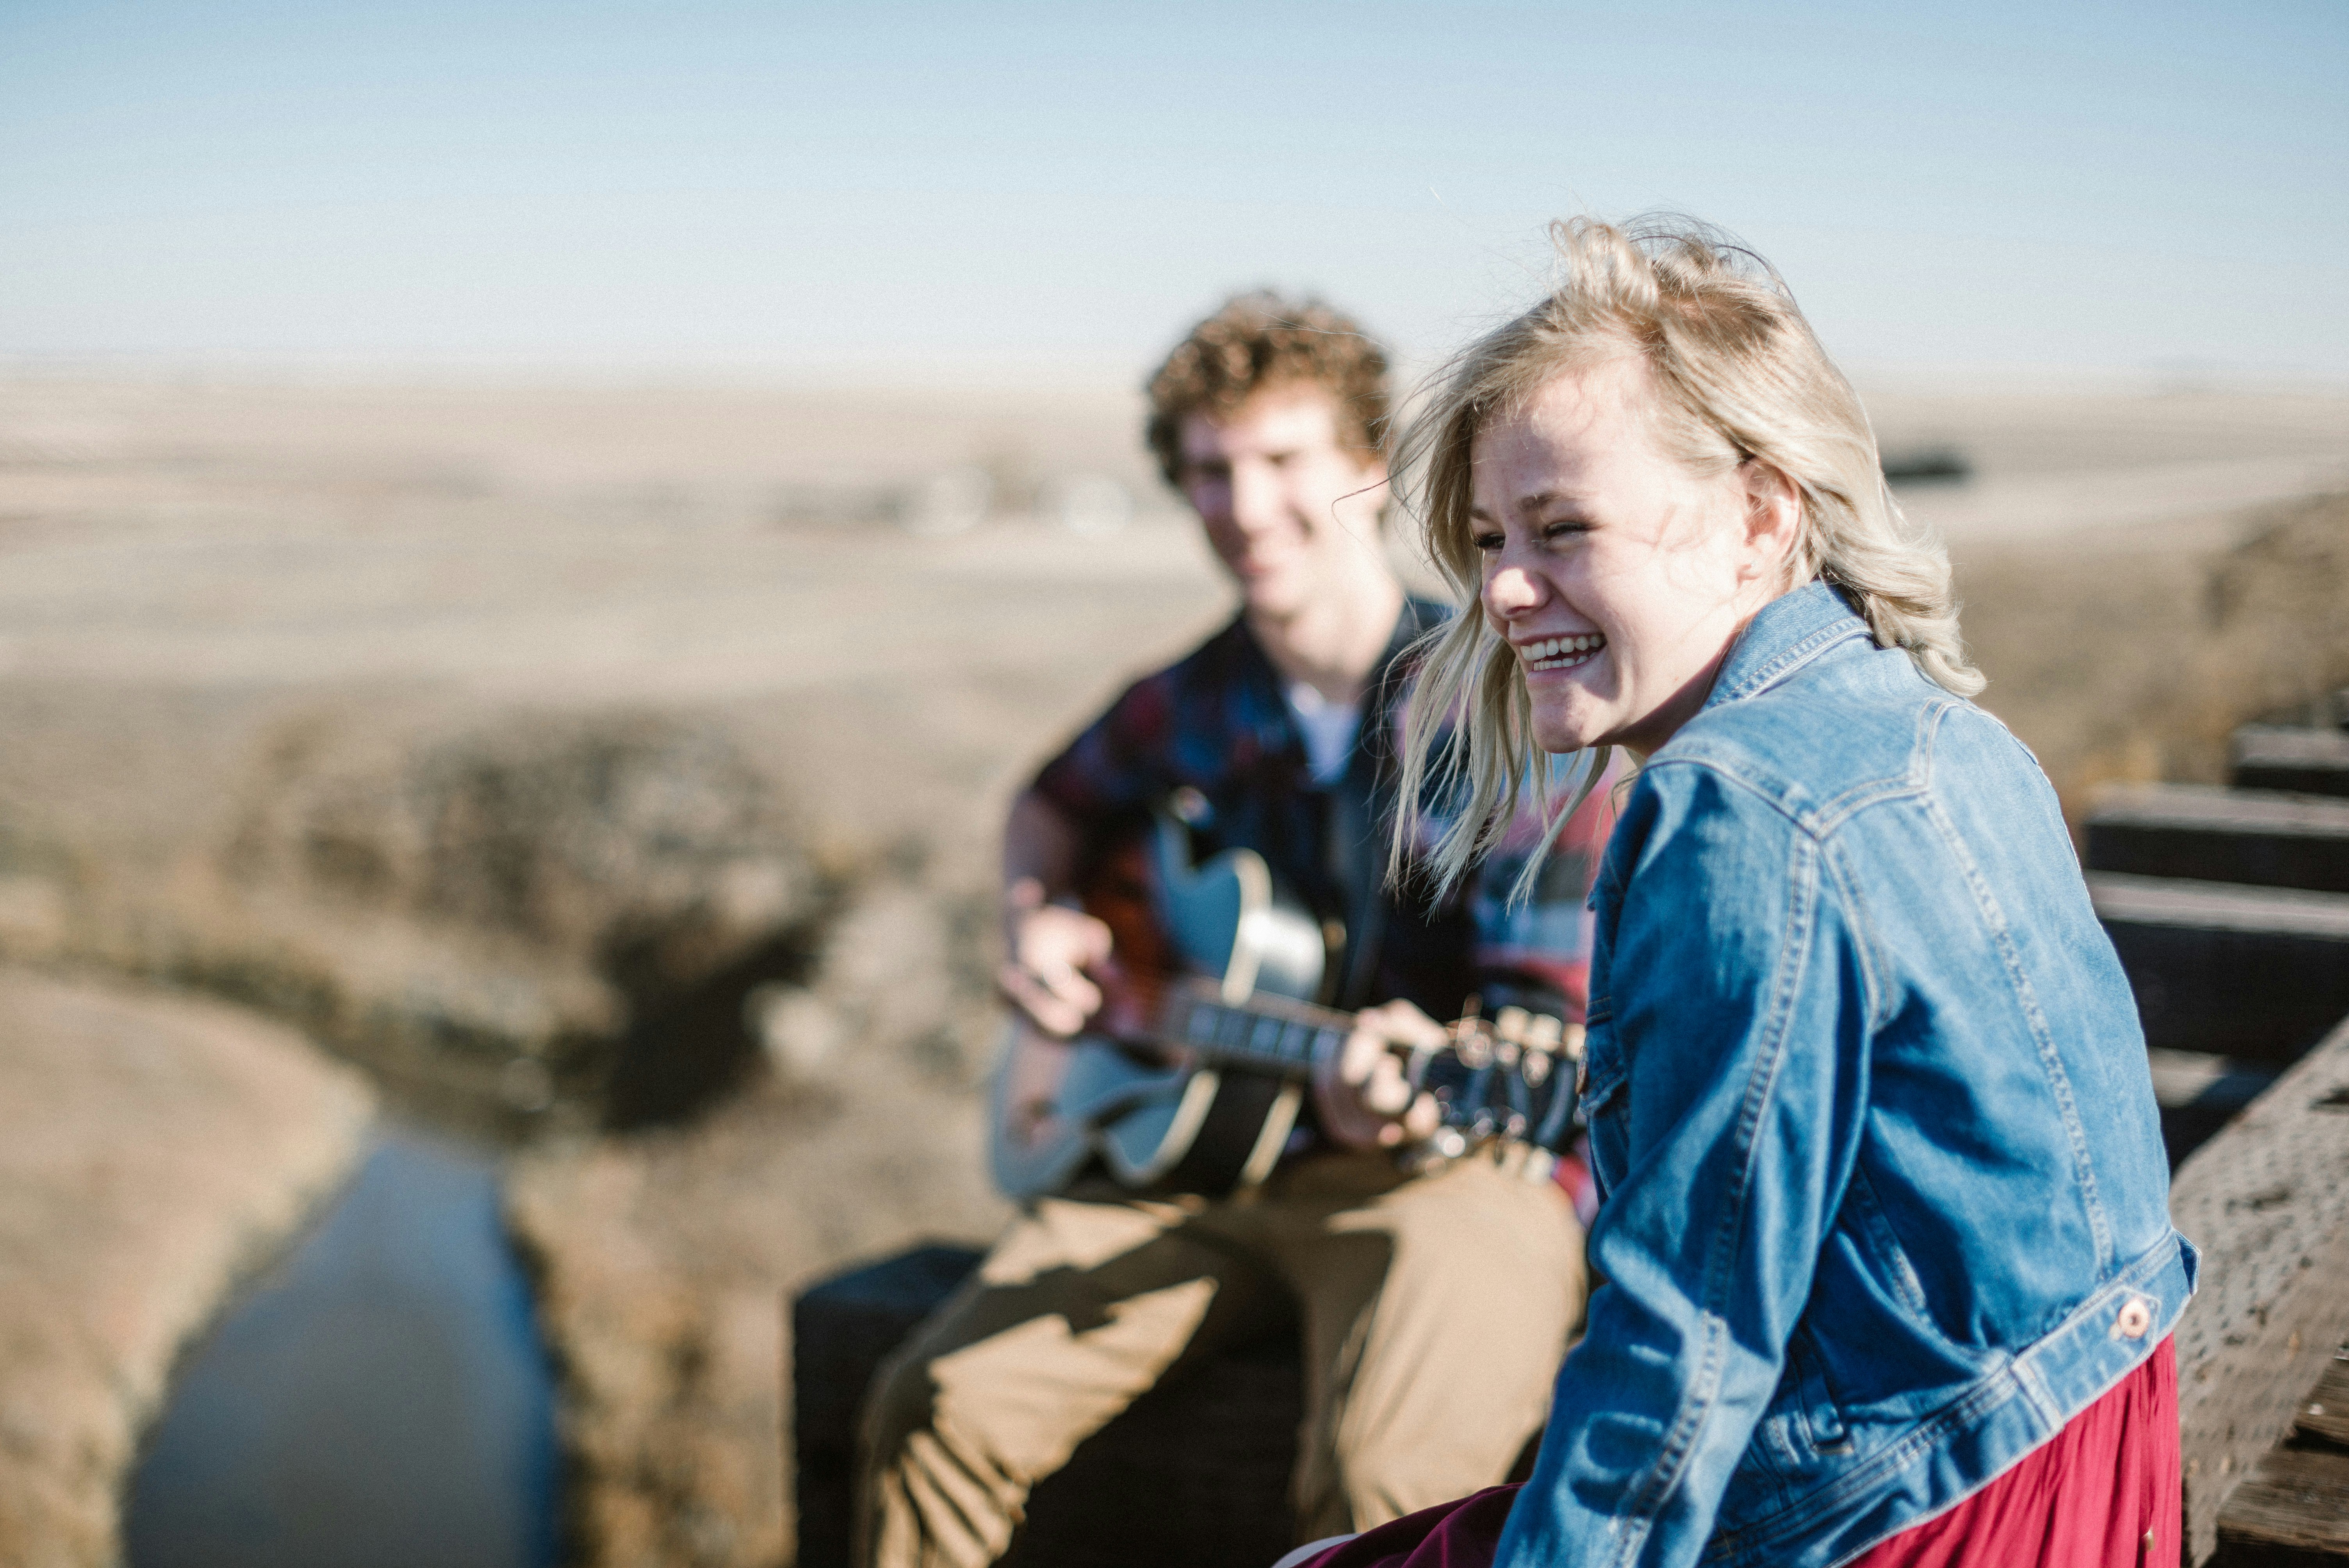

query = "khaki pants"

[857,1151,1584,1568]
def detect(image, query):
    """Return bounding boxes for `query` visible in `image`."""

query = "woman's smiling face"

[1471,357,1800,757]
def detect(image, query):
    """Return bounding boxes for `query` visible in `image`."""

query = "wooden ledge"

[2172,1010,2349,1564]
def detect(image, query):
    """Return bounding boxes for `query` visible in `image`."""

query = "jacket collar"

[1703,579,1872,712]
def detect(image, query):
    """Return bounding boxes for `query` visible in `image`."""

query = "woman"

[1292,217,2191,1568]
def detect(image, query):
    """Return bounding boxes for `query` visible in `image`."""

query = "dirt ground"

[1,374,2344,1566]
[1956,489,2349,816]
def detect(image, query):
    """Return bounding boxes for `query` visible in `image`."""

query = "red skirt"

[1300,1338,2178,1568]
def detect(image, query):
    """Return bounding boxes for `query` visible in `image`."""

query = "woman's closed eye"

[1472,520,1587,552]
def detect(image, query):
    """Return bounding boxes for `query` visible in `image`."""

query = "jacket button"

[2115,1298,2151,1339]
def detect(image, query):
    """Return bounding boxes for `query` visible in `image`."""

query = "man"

[858,294,1614,1567]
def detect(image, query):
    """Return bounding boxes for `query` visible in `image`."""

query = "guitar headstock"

[1146,975,1585,1177]
[1406,1000,1586,1171]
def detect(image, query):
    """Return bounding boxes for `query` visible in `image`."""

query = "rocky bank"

[0,968,373,1567]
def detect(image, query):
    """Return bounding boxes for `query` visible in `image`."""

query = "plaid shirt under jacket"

[1030,599,1618,1028]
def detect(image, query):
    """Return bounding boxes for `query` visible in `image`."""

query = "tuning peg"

[1509,1012,1557,1088]
[1559,1021,1587,1062]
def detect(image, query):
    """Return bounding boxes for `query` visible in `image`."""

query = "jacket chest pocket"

[1578,1004,1629,1198]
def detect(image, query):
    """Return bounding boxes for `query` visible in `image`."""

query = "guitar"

[987,811,1584,1201]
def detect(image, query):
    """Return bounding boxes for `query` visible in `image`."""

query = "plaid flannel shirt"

[1031,599,1618,1027]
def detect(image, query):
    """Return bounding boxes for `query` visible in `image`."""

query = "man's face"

[1175,385,1389,620]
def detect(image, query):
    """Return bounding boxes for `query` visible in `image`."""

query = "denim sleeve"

[1495,763,1873,1568]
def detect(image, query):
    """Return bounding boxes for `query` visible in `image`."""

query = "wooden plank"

[2214,1447,2349,1564]
[2087,783,2349,894]
[2092,875,2349,941]
[2235,725,2349,801]
[2149,1049,2286,1170]
[2092,875,2349,1064]
[2292,1352,2349,1449]
[2173,1011,2349,1565]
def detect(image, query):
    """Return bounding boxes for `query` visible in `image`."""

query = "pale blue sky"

[3,1,2344,381]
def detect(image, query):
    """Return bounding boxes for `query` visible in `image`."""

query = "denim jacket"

[1495,583,2194,1568]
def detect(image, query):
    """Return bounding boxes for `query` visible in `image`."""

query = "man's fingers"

[1362,1056,1415,1116]
[1401,1089,1441,1142]
[1014,906,1114,970]
[1339,1000,1447,1089]
[1051,966,1103,1016]
[1317,999,1459,1151]
[1338,1025,1388,1087]
[1002,903,1114,1037]
[1359,998,1448,1050]
[997,961,1097,1037]
[1371,1087,1441,1146]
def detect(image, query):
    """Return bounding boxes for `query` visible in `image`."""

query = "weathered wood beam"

[2291,1352,2349,1449]
[2091,874,2349,1064]
[2235,725,2349,800]
[2088,783,2349,895]
[2172,1010,2349,1565]
[2214,1446,2349,1564]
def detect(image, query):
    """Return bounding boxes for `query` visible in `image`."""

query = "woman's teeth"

[1523,633,1605,672]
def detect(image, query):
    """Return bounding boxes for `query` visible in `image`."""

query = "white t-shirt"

[1283,682,1363,788]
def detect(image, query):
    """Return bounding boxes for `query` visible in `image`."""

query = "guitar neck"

[1154,978,1356,1081]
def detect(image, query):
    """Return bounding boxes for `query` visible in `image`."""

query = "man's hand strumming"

[997,877,1114,1038]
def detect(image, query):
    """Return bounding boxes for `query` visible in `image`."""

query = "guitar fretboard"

[1156,978,1355,1079]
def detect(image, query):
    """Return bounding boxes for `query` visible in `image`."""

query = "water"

[123,1124,559,1568]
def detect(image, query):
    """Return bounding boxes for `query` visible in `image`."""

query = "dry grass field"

[1,373,2345,1566]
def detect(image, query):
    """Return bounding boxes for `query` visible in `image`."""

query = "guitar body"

[988,815,1331,1202]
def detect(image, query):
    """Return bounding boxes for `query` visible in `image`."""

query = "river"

[123,1123,559,1568]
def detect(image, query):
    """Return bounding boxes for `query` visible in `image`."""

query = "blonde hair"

[1393,214,1982,901]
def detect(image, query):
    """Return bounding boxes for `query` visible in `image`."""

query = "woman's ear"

[1739,460,1803,583]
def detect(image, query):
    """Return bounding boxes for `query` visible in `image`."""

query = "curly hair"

[1393,214,1983,902]
[1144,292,1391,486]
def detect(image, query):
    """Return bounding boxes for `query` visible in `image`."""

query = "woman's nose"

[1484,564,1544,617]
